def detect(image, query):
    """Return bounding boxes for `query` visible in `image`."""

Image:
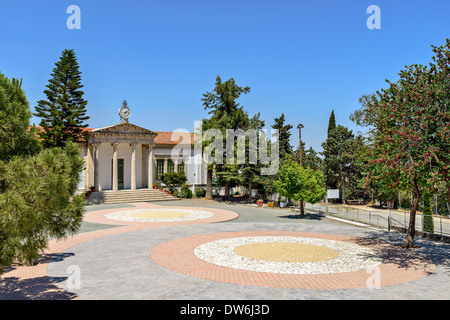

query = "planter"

[256,200,263,206]
[280,202,286,208]
[268,202,274,207]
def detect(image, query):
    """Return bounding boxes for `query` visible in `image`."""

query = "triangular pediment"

[91,122,157,136]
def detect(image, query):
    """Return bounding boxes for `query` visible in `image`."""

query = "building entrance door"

[111,158,125,190]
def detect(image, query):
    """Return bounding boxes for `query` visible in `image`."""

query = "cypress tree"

[327,110,336,137]
[34,49,89,148]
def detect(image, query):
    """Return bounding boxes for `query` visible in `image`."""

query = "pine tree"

[0,72,41,161]
[201,76,264,200]
[0,72,85,275]
[271,113,293,157]
[34,49,89,148]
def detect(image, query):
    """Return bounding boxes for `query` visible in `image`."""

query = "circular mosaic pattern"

[150,231,436,289]
[194,236,384,274]
[129,210,190,219]
[104,208,214,222]
[234,242,339,263]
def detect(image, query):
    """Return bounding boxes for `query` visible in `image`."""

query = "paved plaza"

[1,199,449,300]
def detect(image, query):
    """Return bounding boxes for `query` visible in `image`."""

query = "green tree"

[161,171,187,192]
[322,125,361,203]
[0,72,85,275]
[200,75,264,200]
[0,142,85,273]
[351,40,450,247]
[0,73,41,161]
[271,113,292,158]
[428,40,450,204]
[327,110,336,137]
[274,155,326,218]
[34,49,89,148]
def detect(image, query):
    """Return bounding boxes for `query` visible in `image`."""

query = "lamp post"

[297,124,304,217]
[297,124,304,166]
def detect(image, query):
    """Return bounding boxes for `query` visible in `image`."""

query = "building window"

[178,161,185,173]
[157,159,164,179]
[167,159,174,173]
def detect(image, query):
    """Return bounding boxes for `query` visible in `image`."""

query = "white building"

[76,118,206,193]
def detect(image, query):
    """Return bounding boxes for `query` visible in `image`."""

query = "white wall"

[77,142,206,192]
[97,143,143,191]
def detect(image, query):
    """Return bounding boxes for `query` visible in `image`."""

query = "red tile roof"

[30,126,194,145]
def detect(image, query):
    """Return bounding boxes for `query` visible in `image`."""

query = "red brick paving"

[150,230,436,290]
[0,203,436,299]
[0,202,237,300]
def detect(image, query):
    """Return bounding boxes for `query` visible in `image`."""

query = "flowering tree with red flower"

[352,39,450,248]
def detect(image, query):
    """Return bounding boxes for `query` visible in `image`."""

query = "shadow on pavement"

[277,213,326,220]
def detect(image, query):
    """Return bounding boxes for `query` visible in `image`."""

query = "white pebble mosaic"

[104,208,214,222]
[194,236,384,274]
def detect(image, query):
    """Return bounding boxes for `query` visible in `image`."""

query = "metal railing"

[303,203,450,237]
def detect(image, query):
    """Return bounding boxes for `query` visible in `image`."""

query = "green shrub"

[195,186,206,198]
[422,197,434,233]
[184,188,193,198]
[161,171,187,192]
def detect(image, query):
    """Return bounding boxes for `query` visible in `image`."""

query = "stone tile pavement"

[1,200,449,300]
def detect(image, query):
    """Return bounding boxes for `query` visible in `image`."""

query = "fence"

[304,203,450,237]
[397,191,450,217]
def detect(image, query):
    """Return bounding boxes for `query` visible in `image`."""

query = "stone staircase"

[85,188,180,205]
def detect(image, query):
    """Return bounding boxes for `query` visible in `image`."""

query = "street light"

[297,123,304,217]
[297,124,304,166]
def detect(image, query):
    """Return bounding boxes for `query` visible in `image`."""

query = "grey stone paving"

[46,199,450,300]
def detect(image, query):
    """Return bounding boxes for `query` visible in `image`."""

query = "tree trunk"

[447,181,450,203]
[205,169,212,199]
[248,183,253,203]
[386,200,395,209]
[405,184,420,248]
[224,182,230,201]
[341,176,346,204]
[300,200,305,218]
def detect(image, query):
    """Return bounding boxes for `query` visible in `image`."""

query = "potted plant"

[280,197,286,208]
[90,186,95,192]
[256,199,263,206]
[153,183,159,189]
[268,200,274,207]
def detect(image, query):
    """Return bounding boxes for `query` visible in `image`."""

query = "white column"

[131,143,137,190]
[93,142,101,191]
[84,143,89,190]
[87,143,94,189]
[164,158,168,174]
[112,142,119,191]
[148,143,154,189]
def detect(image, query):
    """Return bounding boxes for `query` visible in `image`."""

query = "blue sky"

[1,0,450,152]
